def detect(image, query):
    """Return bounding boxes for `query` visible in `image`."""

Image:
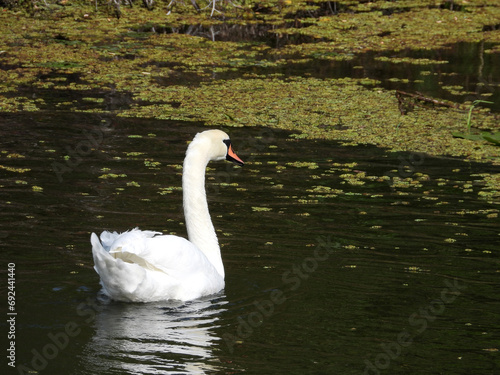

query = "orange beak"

[226,144,244,166]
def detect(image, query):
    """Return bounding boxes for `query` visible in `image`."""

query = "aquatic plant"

[452,100,499,147]
[0,0,499,167]
[466,100,494,134]
[452,131,500,147]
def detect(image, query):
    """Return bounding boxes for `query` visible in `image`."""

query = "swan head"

[190,130,244,166]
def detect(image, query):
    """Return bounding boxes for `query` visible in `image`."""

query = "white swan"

[91,129,244,302]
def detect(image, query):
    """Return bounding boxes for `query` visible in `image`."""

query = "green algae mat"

[1,0,499,195]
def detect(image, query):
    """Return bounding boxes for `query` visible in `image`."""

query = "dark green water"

[0,112,498,374]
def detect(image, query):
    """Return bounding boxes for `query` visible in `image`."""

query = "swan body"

[91,130,244,302]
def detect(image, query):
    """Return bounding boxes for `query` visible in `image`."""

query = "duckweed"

[0,0,498,200]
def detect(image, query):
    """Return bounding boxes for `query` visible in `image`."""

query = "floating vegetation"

[144,159,161,168]
[5,153,26,159]
[306,185,342,195]
[375,57,449,65]
[0,165,31,173]
[252,206,272,212]
[158,186,182,195]
[286,161,319,169]
[98,173,127,179]
[278,4,500,52]
[0,0,498,184]
[474,173,500,199]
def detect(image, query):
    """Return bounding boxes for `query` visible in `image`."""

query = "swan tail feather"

[91,232,150,302]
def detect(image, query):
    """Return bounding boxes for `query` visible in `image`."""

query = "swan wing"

[91,229,224,302]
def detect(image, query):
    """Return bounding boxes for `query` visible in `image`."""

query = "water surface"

[1,111,498,374]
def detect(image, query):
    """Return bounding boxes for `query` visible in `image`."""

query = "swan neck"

[182,146,224,278]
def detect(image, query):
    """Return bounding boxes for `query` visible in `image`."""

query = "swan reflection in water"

[76,293,228,374]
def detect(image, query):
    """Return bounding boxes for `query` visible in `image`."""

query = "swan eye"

[223,139,231,147]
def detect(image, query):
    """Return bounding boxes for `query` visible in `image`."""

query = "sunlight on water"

[75,296,228,374]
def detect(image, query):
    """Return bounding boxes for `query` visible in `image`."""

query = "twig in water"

[396,90,461,113]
